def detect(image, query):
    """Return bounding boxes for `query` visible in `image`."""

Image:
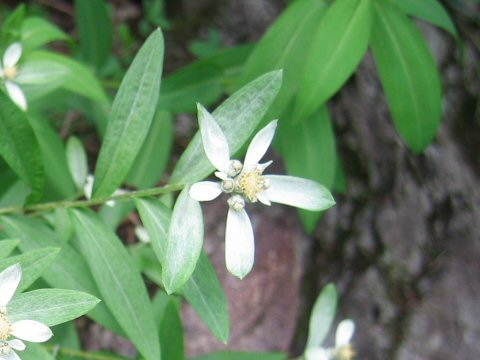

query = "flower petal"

[189,181,222,201]
[5,81,27,111]
[11,320,53,343]
[8,339,25,351]
[335,319,355,347]
[83,174,94,200]
[225,208,255,279]
[3,350,22,360]
[305,347,329,360]
[197,103,230,172]
[244,120,277,168]
[262,175,335,211]
[0,263,22,307]
[3,43,22,68]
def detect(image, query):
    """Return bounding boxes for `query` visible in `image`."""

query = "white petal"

[225,208,255,279]
[189,181,222,201]
[83,174,94,200]
[197,103,230,172]
[244,120,277,168]
[335,319,355,347]
[105,200,116,207]
[305,347,329,360]
[262,175,335,211]
[0,263,22,307]
[3,350,22,360]
[3,43,22,68]
[8,339,25,351]
[5,82,27,111]
[256,193,271,206]
[11,320,53,342]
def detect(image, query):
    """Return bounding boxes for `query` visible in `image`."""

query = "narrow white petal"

[83,175,94,200]
[11,320,53,342]
[105,200,116,207]
[335,319,355,347]
[5,82,27,111]
[305,347,329,360]
[8,339,25,351]
[256,193,271,206]
[225,208,255,279]
[3,350,22,360]
[243,120,277,168]
[189,181,222,201]
[197,103,230,172]
[0,263,22,307]
[3,43,22,68]
[263,175,335,211]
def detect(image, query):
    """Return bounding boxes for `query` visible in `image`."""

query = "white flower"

[135,226,151,243]
[0,264,53,360]
[0,43,27,111]
[189,104,335,279]
[83,175,126,207]
[306,319,356,360]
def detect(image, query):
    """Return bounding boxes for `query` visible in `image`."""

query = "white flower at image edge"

[0,43,27,111]
[305,319,356,360]
[189,104,335,279]
[0,264,53,360]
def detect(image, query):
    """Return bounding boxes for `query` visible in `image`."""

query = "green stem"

[46,345,126,360]
[0,184,184,216]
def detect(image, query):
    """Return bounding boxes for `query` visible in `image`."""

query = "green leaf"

[65,136,88,191]
[0,215,123,334]
[388,0,458,38]
[240,0,328,121]
[0,239,20,259]
[21,17,69,51]
[171,70,283,184]
[20,343,55,360]
[306,283,338,348]
[163,187,204,294]
[182,252,230,343]
[295,0,373,119]
[70,208,161,360]
[371,2,443,152]
[0,5,26,46]
[127,110,173,189]
[8,289,100,326]
[191,352,287,360]
[93,29,164,197]
[0,92,45,203]
[279,105,336,233]
[75,0,113,69]
[159,299,185,360]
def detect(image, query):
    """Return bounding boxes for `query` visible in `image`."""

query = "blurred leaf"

[70,208,161,360]
[0,239,19,259]
[279,105,336,233]
[20,343,55,360]
[191,352,287,360]
[0,181,30,208]
[295,0,373,119]
[93,29,164,197]
[371,2,443,152]
[0,5,26,46]
[159,299,185,360]
[98,200,136,230]
[75,0,113,69]
[190,28,222,58]
[0,92,45,203]
[21,17,69,51]
[65,136,88,191]
[306,283,338,348]
[127,110,173,189]
[163,188,203,294]
[8,289,100,326]
[171,70,282,184]
[240,0,328,121]
[388,0,458,38]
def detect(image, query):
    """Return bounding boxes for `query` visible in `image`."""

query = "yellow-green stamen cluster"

[0,308,12,341]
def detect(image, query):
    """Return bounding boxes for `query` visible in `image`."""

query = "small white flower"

[83,175,126,207]
[306,319,356,360]
[189,104,335,279]
[0,264,53,360]
[0,43,27,111]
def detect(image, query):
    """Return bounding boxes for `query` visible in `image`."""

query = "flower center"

[0,340,12,355]
[4,66,18,80]
[237,166,269,202]
[0,308,12,341]
[333,344,356,360]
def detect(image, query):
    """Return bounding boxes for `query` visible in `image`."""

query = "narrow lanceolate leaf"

[295,0,373,119]
[170,70,282,184]
[0,239,20,259]
[0,92,45,203]
[75,0,113,69]
[182,252,230,343]
[279,106,336,233]
[8,289,100,326]
[21,17,69,51]
[388,0,458,38]
[163,188,204,294]
[93,29,164,197]
[371,2,442,152]
[70,208,160,360]
[66,136,88,191]
[306,283,338,348]
[159,299,185,360]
